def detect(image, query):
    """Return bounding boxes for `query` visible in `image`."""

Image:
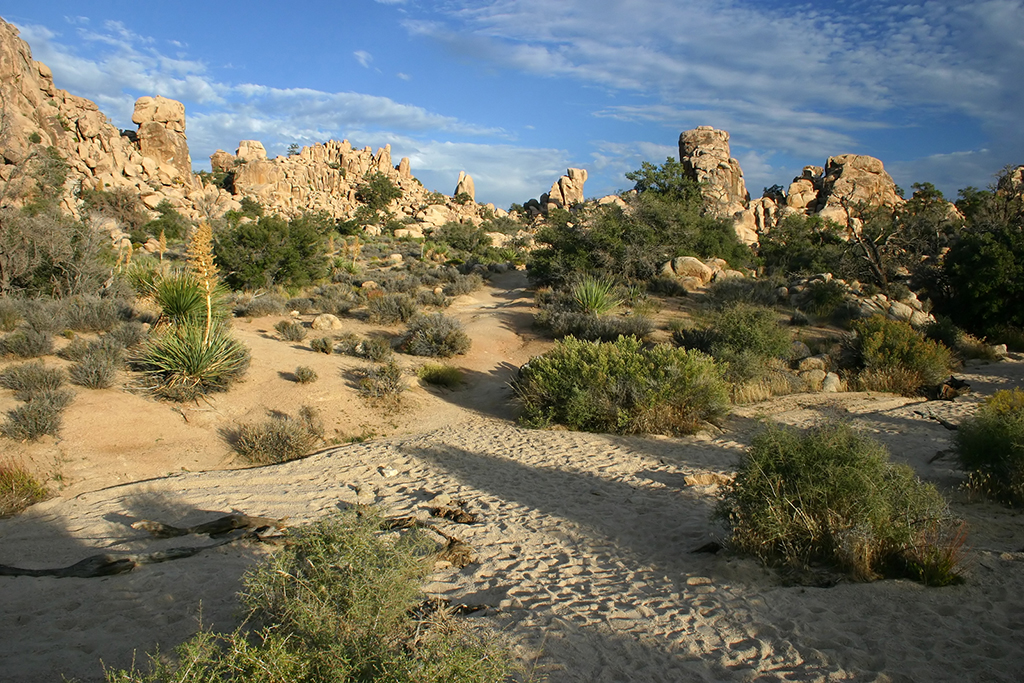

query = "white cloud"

[353,50,373,68]
[396,72,411,80]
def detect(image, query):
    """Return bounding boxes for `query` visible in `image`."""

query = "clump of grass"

[0,361,66,400]
[17,299,67,334]
[106,321,148,349]
[294,366,318,384]
[0,459,48,517]
[367,292,419,325]
[359,360,405,401]
[134,322,250,401]
[513,335,729,435]
[717,421,963,584]
[62,294,125,332]
[105,509,512,682]
[401,313,471,358]
[955,388,1024,506]
[274,319,308,342]
[69,353,121,389]
[417,363,464,389]
[1,328,53,358]
[310,336,334,354]
[850,315,953,396]
[1,389,74,441]
[233,406,323,464]
[569,275,621,315]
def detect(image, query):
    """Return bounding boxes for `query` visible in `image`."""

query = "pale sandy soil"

[1,271,1023,682]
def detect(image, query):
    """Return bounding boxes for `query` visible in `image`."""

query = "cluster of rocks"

[520,168,590,216]
[676,126,908,246]
[784,273,935,327]
[659,255,746,291]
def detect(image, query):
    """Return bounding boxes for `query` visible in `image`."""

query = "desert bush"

[513,335,729,435]
[69,352,120,389]
[310,336,334,354]
[0,361,66,400]
[16,298,67,334]
[233,406,323,464]
[1,327,53,358]
[80,186,148,231]
[367,292,419,325]
[402,313,471,358]
[134,322,250,401]
[955,388,1024,506]
[417,363,464,389]
[443,272,485,297]
[274,320,308,342]
[800,279,850,318]
[141,199,191,241]
[358,360,405,401]
[234,293,287,318]
[417,290,451,308]
[717,421,962,584]
[285,297,315,314]
[541,310,654,342]
[705,278,782,308]
[106,321,149,349]
[215,215,329,290]
[434,221,492,255]
[0,459,48,516]
[942,221,1024,337]
[62,294,125,332]
[294,366,318,384]
[850,315,953,395]
[0,299,22,331]
[361,336,395,362]
[312,286,357,317]
[702,304,791,359]
[1,388,74,441]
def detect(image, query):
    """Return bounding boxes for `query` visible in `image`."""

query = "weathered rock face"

[815,154,903,225]
[678,126,749,217]
[540,168,587,211]
[133,96,191,180]
[455,171,475,200]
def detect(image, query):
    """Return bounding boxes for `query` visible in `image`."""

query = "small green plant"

[417,363,464,389]
[310,336,334,354]
[134,322,250,401]
[0,361,66,400]
[274,319,308,342]
[1,328,53,358]
[367,292,419,325]
[358,360,405,401]
[1,389,74,441]
[513,335,729,435]
[401,313,471,358]
[801,279,850,318]
[569,276,622,315]
[717,421,962,583]
[152,272,209,325]
[233,406,323,464]
[294,366,318,384]
[955,388,1024,506]
[0,459,48,517]
[851,315,953,396]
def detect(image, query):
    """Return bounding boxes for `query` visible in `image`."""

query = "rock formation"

[678,126,749,217]
[455,171,475,201]
[539,168,587,212]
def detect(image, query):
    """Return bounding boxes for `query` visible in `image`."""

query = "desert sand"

[1,272,1023,682]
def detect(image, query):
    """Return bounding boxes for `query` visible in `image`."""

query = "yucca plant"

[152,271,208,325]
[135,322,250,401]
[570,276,622,315]
[187,221,219,346]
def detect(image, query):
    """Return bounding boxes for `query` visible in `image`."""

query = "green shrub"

[0,361,65,400]
[358,360,405,401]
[801,279,850,318]
[955,389,1024,505]
[1,389,74,440]
[153,272,218,325]
[141,200,190,241]
[402,314,471,357]
[513,335,729,435]
[233,406,323,464]
[2,328,53,358]
[215,215,329,290]
[274,320,308,342]
[234,293,287,318]
[69,353,120,389]
[135,322,250,401]
[434,221,492,254]
[310,336,334,354]
[702,304,790,359]
[569,275,621,315]
[942,221,1024,337]
[0,299,22,331]
[717,421,962,584]
[62,294,125,332]
[368,292,419,325]
[294,366,318,384]
[541,310,654,342]
[851,315,953,395]
[0,459,48,516]
[705,278,782,308]
[417,363,464,389]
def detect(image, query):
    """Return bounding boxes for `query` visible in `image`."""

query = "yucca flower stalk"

[186,221,218,347]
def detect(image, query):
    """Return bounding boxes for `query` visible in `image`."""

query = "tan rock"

[679,126,748,216]
[671,256,714,283]
[132,95,186,133]
[236,140,268,162]
[455,171,475,200]
[312,314,344,330]
[210,150,236,172]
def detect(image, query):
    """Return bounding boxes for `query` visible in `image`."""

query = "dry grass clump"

[1,327,53,358]
[0,459,48,517]
[0,360,66,400]
[358,360,405,402]
[401,313,471,358]
[718,421,965,585]
[233,293,287,318]
[294,365,318,384]
[1,389,74,441]
[233,406,323,464]
[417,363,464,389]
[367,292,419,324]
[955,388,1024,506]
[274,319,307,342]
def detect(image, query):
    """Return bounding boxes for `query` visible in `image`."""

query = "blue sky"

[6,1,1023,210]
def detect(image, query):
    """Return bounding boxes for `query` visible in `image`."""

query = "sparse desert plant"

[513,335,729,435]
[0,299,23,331]
[443,272,484,297]
[294,366,318,384]
[134,322,250,401]
[16,298,67,334]
[955,388,1024,506]
[850,315,953,395]
[417,289,451,308]
[1,389,74,441]
[233,406,323,464]
[106,321,148,349]
[417,363,464,389]
[0,361,66,400]
[367,292,419,325]
[358,360,405,401]
[1,327,53,358]
[274,319,308,342]
[285,297,315,314]
[69,353,120,389]
[401,313,471,357]
[705,277,782,308]
[569,275,622,315]
[233,293,287,318]
[310,336,334,354]
[717,421,961,584]
[62,294,125,332]
[541,310,654,342]
[0,459,49,516]
[361,336,395,362]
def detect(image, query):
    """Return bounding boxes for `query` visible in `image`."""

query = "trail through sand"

[2,273,1023,682]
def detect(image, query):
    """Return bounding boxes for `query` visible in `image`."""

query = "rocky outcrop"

[814,155,903,225]
[541,168,588,211]
[678,126,755,244]
[455,171,475,201]
[132,96,191,180]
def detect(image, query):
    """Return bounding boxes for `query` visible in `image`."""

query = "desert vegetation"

[955,388,1024,506]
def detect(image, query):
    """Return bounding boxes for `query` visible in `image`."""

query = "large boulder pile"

[678,126,749,218]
